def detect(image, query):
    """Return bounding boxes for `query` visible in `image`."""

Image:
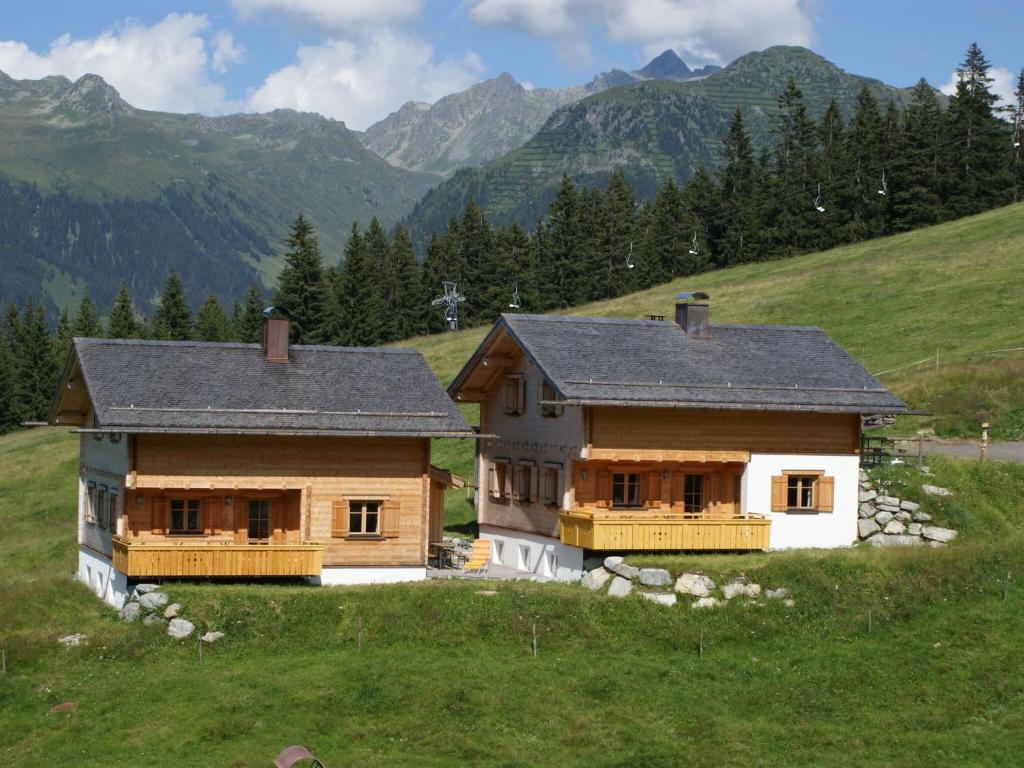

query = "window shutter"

[647,471,661,505]
[205,497,223,535]
[234,497,247,543]
[517,378,526,415]
[511,465,522,501]
[770,476,787,512]
[817,476,835,513]
[707,472,722,516]
[555,467,563,507]
[639,473,649,505]
[503,463,513,499]
[597,471,611,505]
[529,465,538,503]
[489,463,499,498]
[382,500,401,538]
[151,496,168,535]
[332,500,346,537]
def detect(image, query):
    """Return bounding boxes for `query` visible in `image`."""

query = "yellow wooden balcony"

[559,509,770,551]
[112,536,324,578]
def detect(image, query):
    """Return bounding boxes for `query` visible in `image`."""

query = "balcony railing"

[559,509,770,551]
[112,536,324,578]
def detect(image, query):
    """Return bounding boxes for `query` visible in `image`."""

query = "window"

[612,472,641,507]
[348,501,381,536]
[683,474,704,515]
[771,472,834,514]
[490,459,511,500]
[787,475,817,510]
[170,499,202,534]
[542,464,562,506]
[248,500,270,539]
[539,380,563,418]
[85,481,97,524]
[515,462,536,503]
[109,492,119,534]
[97,486,108,529]
[493,540,505,566]
[503,375,525,416]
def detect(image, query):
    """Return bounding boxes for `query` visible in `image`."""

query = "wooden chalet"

[50,314,473,607]
[448,293,907,580]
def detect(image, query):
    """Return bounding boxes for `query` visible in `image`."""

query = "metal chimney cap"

[262,305,290,317]
[675,291,709,301]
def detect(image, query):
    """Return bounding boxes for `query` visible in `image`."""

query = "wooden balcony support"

[559,510,770,551]
[112,535,324,578]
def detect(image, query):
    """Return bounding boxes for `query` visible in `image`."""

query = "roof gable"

[54,338,473,437]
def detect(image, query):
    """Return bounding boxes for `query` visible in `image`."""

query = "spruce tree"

[458,201,494,322]
[107,281,142,339]
[719,107,758,264]
[53,308,73,372]
[388,226,427,339]
[682,168,721,269]
[152,269,193,341]
[844,87,887,240]
[647,177,689,282]
[194,295,232,342]
[13,299,58,423]
[73,293,102,338]
[891,79,944,230]
[0,310,14,433]
[234,283,266,344]
[1012,69,1024,202]
[274,214,329,345]
[422,221,464,334]
[338,220,385,346]
[943,43,1014,215]
[537,175,581,310]
[595,169,638,299]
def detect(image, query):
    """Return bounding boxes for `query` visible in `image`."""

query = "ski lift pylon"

[430,281,466,332]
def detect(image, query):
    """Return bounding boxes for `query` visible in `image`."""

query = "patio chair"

[462,538,491,575]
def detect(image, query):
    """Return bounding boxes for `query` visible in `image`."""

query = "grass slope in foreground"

[2,205,1024,766]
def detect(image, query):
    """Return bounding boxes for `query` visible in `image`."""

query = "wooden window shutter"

[331,500,346,537]
[529,465,538,503]
[489,463,499,498]
[770,476,788,512]
[382,500,401,538]
[517,378,526,415]
[511,465,522,501]
[205,497,223,535]
[639,473,649,505]
[151,496,168,534]
[597,471,611,504]
[647,471,661,504]
[816,476,835,513]
[707,472,722,516]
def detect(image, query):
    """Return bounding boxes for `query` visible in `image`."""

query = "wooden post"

[531,623,537,658]
[980,423,989,462]
[699,627,704,659]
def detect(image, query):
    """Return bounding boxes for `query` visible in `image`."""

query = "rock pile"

[118,584,224,642]
[857,470,957,547]
[583,558,793,609]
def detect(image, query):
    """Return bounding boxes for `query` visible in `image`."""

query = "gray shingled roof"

[474,314,906,414]
[70,338,473,436]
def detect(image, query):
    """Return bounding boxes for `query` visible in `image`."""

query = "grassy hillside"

[1,205,1023,766]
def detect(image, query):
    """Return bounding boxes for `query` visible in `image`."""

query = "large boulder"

[922,526,958,543]
[607,576,633,598]
[858,518,881,539]
[675,573,716,597]
[868,534,922,547]
[883,520,907,535]
[638,568,672,587]
[640,592,677,607]
[582,567,611,591]
[691,597,722,609]
[858,489,877,502]
[119,602,142,622]
[604,556,639,580]
[722,581,761,600]
[877,495,900,507]
[139,591,169,611]
[134,583,161,594]
[167,618,195,639]
[164,603,182,620]
[858,502,876,519]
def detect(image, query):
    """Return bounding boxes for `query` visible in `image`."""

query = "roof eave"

[72,427,480,439]
[553,398,908,415]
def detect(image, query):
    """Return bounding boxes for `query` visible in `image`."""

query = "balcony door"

[248,500,271,541]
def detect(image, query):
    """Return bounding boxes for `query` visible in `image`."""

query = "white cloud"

[0,14,239,114]
[230,0,421,29]
[211,31,244,74]
[467,0,814,66]
[941,66,1018,108]
[246,30,484,130]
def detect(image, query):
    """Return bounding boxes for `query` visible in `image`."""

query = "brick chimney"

[674,291,710,338]
[262,308,290,363]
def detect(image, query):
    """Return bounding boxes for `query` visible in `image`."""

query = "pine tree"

[379,225,426,342]
[891,79,944,230]
[0,306,16,432]
[152,269,193,341]
[458,201,494,322]
[53,308,74,372]
[13,299,58,423]
[73,293,102,338]
[843,87,887,240]
[719,107,758,264]
[107,281,142,339]
[943,42,1014,215]
[274,214,329,345]
[337,220,386,346]
[537,175,581,309]
[594,169,638,299]
[194,295,232,342]
[1012,69,1024,202]
[682,168,721,269]
[422,220,465,334]
[234,283,266,344]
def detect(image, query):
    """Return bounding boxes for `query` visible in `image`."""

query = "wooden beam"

[482,355,515,368]
[586,449,750,463]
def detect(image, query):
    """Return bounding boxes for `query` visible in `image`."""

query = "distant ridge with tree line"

[0,43,1020,434]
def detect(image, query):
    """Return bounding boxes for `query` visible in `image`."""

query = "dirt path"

[924,440,1024,463]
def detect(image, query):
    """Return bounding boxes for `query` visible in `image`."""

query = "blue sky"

[1,1,1020,130]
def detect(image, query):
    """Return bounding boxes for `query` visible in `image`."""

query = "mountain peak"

[638,50,691,79]
[59,73,132,116]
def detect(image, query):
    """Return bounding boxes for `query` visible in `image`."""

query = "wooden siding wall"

[126,490,301,544]
[132,434,430,568]
[590,408,861,456]
[573,461,743,517]
[478,358,585,538]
